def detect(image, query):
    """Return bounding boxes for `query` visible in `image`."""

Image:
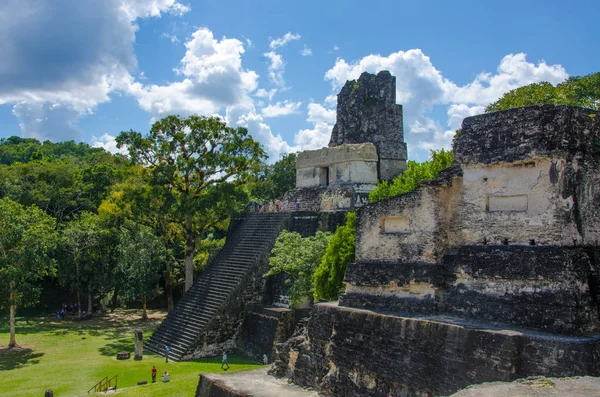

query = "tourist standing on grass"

[162,371,170,382]
[164,345,170,363]
[263,354,268,365]
[221,352,230,370]
[151,366,157,382]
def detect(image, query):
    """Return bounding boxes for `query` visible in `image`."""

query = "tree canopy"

[0,198,57,347]
[265,230,332,306]
[117,115,266,291]
[485,72,600,112]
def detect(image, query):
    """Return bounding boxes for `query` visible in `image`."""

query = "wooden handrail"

[87,375,117,394]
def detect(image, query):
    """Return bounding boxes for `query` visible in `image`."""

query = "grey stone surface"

[285,303,600,397]
[133,329,143,360]
[278,105,600,397]
[195,368,319,397]
[455,105,600,166]
[329,70,407,180]
[450,376,600,397]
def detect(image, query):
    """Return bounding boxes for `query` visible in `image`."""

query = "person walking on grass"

[221,352,230,370]
[151,366,157,382]
[164,345,170,363]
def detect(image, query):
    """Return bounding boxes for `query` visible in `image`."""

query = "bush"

[369,149,453,202]
[313,212,356,302]
[265,230,332,306]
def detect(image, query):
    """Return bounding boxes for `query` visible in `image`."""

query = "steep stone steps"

[145,212,290,361]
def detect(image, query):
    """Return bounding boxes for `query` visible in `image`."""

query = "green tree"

[313,212,356,302]
[118,221,166,320]
[0,198,57,348]
[249,153,297,200]
[58,212,107,318]
[265,231,332,306]
[369,149,454,202]
[486,72,600,112]
[117,115,266,291]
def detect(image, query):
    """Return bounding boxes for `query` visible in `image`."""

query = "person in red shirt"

[151,366,157,383]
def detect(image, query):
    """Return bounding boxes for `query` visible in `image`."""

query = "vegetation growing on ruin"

[369,149,454,202]
[313,212,356,302]
[486,72,600,112]
[265,230,332,306]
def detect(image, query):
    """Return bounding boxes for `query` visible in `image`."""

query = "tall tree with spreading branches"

[0,198,57,348]
[117,115,266,291]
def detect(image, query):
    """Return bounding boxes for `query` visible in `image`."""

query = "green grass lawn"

[0,310,263,397]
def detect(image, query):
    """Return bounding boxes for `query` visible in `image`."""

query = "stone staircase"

[146,212,290,361]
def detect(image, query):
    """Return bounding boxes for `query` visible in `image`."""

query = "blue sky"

[0,0,597,161]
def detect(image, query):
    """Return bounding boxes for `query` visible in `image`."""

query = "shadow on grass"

[98,334,133,357]
[0,347,44,370]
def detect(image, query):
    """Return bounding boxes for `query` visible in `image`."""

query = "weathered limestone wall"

[287,303,600,397]
[455,105,600,245]
[296,143,378,188]
[343,246,600,335]
[349,106,600,334]
[277,106,600,397]
[329,71,407,180]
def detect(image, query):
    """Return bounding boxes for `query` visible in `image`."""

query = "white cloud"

[264,51,286,87]
[323,50,568,160]
[269,32,301,50]
[306,103,336,124]
[12,102,82,142]
[91,133,129,155]
[333,45,340,51]
[226,104,299,160]
[446,104,486,130]
[161,32,179,43]
[450,53,568,105]
[300,45,312,56]
[294,102,335,150]
[261,101,302,118]
[255,88,277,101]
[128,28,259,117]
[324,94,337,108]
[0,0,189,141]
[119,0,190,19]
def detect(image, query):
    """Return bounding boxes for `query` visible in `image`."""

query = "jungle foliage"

[369,149,454,202]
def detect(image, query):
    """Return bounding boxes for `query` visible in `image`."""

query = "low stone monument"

[134,329,143,360]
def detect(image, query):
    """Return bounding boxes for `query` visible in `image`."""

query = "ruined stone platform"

[195,368,318,397]
[279,302,600,397]
[450,376,600,396]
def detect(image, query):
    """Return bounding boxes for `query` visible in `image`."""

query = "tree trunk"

[110,285,119,313]
[8,281,17,348]
[87,289,92,315]
[184,217,195,292]
[77,286,82,319]
[76,260,82,319]
[141,296,148,320]
[165,268,174,312]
